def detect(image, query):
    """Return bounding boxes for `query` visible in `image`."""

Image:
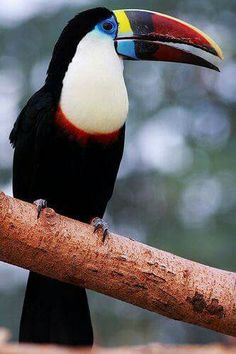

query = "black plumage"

[10,7,125,346]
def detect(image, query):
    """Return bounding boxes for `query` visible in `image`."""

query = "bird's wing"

[10,86,55,202]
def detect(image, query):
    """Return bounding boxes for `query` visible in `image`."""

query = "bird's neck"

[57,32,129,143]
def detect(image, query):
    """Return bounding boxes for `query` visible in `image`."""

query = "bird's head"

[47,6,223,89]
[48,7,223,140]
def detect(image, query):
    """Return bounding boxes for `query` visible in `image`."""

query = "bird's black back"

[11,85,125,222]
[10,85,125,346]
[10,6,125,346]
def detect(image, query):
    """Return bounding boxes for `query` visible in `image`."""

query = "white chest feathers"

[60,31,129,135]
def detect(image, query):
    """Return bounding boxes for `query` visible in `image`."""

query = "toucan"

[10,7,223,347]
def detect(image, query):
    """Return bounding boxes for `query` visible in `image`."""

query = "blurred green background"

[0,0,235,347]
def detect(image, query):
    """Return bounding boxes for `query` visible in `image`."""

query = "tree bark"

[0,193,235,337]
[0,330,235,354]
[0,344,236,354]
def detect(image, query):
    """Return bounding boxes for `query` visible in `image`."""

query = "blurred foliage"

[0,0,235,347]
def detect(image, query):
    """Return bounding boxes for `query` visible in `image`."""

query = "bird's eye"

[102,21,115,32]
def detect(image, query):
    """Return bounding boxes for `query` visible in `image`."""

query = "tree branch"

[0,343,236,354]
[0,193,235,337]
[0,330,235,354]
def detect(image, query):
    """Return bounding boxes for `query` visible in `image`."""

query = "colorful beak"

[114,9,223,71]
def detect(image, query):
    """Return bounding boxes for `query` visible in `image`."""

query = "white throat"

[60,31,129,135]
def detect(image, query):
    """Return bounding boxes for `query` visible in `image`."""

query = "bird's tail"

[19,271,93,346]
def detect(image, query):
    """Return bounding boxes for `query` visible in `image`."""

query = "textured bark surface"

[0,193,235,337]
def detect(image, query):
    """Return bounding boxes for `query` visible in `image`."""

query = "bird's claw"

[34,199,47,219]
[91,217,109,242]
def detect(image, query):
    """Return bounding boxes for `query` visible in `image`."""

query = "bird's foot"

[34,199,47,219]
[91,217,109,242]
